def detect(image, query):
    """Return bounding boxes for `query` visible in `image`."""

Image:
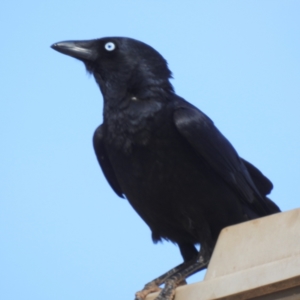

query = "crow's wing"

[93,125,124,198]
[173,106,273,216]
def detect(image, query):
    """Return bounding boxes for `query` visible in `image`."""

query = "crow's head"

[51,37,173,99]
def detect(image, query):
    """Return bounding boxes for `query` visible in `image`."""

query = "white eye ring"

[104,42,116,51]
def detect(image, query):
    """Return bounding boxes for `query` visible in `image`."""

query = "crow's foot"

[135,281,161,300]
[135,249,209,300]
[154,278,177,300]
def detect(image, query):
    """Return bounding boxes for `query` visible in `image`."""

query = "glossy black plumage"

[51,37,280,299]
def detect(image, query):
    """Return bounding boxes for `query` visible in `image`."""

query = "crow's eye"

[104,42,116,51]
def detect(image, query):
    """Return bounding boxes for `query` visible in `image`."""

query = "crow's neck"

[95,74,173,110]
[100,77,173,152]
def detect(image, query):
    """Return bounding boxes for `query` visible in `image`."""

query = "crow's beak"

[51,40,97,61]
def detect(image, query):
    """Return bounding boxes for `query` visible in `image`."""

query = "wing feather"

[93,125,124,198]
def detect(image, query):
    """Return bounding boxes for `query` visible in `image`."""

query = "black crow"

[51,37,280,300]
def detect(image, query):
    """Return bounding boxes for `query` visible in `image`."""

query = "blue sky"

[1,1,299,299]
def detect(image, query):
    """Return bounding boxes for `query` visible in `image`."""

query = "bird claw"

[135,282,162,300]
[154,279,177,300]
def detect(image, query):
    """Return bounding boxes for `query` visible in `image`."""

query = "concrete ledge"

[146,208,300,300]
